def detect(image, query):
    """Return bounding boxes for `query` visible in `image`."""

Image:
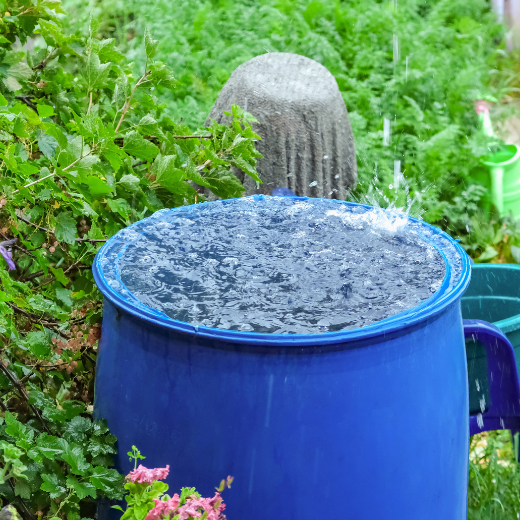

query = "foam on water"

[101,196,453,334]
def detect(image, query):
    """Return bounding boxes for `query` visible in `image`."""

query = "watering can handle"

[490,167,504,214]
[464,319,520,436]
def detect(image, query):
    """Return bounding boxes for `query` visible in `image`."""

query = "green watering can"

[483,145,520,219]
[476,99,520,219]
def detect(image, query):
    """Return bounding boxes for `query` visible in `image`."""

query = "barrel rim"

[463,263,520,334]
[93,197,471,346]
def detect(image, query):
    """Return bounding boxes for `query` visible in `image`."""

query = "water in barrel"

[113,197,446,334]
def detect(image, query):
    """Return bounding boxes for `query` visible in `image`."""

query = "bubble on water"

[111,197,447,334]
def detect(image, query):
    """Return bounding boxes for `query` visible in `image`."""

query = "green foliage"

[64,0,519,255]
[469,431,520,519]
[0,1,261,518]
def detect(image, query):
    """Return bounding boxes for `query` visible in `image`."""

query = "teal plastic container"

[461,264,520,415]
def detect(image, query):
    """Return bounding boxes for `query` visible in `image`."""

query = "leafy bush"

[0,1,261,518]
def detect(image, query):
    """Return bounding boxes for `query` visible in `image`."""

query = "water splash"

[383,118,391,146]
[393,34,400,65]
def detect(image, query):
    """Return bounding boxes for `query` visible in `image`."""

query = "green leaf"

[152,154,186,193]
[44,123,68,149]
[0,93,7,107]
[49,266,70,287]
[55,287,73,307]
[18,162,39,177]
[82,175,112,196]
[54,211,77,245]
[144,28,159,60]
[511,245,520,263]
[62,417,92,444]
[14,479,31,499]
[37,131,58,159]
[117,174,141,193]
[229,156,262,183]
[62,445,90,476]
[37,105,55,118]
[113,73,128,112]
[13,117,28,138]
[137,114,161,136]
[66,475,97,500]
[26,330,52,360]
[87,434,117,458]
[4,412,34,450]
[203,168,245,199]
[123,131,159,161]
[107,198,132,220]
[148,62,176,89]
[3,76,22,92]
[28,388,55,411]
[89,467,124,500]
[475,245,498,263]
[43,400,85,422]
[35,433,69,461]
[41,473,67,499]
[84,51,111,92]
[96,38,124,64]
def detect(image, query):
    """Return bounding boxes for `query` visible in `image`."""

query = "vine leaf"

[54,211,77,245]
[123,131,159,161]
[83,51,111,93]
[66,476,97,500]
[144,28,159,61]
[40,473,67,499]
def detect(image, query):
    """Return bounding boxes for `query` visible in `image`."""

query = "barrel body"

[95,298,469,520]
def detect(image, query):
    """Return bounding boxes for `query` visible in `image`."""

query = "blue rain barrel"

[93,196,471,520]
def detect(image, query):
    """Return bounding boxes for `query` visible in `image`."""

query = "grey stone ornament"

[206,52,357,198]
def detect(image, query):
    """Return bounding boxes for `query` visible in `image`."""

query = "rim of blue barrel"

[462,263,520,334]
[93,197,472,347]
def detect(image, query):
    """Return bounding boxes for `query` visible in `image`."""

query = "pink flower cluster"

[144,492,226,520]
[144,494,180,520]
[128,465,170,484]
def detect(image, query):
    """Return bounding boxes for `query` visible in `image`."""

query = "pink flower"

[127,464,170,484]
[176,501,203,520]
[144,494,180,520]
[176,493,226,520]
[474,99,491,116]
